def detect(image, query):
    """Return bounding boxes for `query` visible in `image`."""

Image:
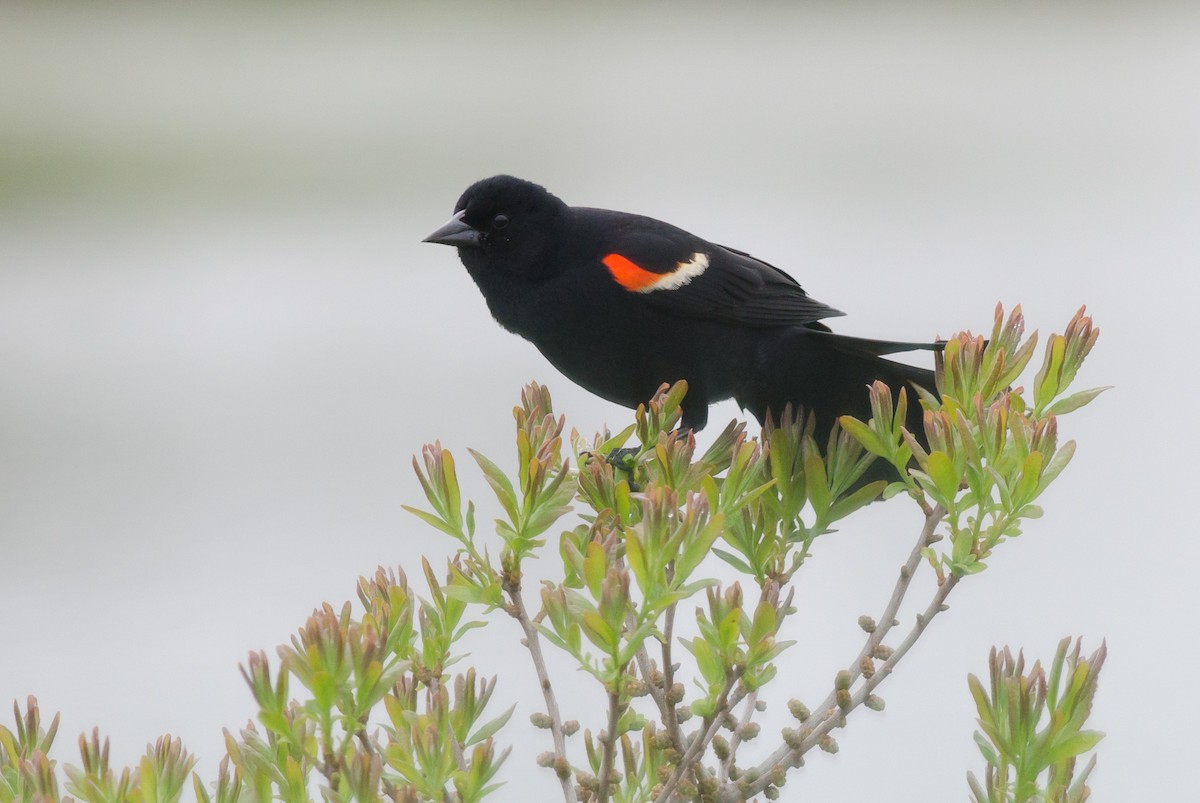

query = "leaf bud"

[736,722,760,741]
[782,727,803,750]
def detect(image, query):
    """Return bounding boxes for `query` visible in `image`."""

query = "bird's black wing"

[590,210,844,328]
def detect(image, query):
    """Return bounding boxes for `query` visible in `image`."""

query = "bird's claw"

[606,446,641,470]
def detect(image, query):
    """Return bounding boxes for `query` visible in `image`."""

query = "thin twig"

[508,588,579,803]
[629,593,686,752]
[742,568,961,798]
[628,597,691,794]
[718,689,757,785]
[630,620,686,756]
[846,506,945,690]
[632,641,670,718]
[803,575,959,768]
[595,689,623,803]
[746,505,945,784]
[654,670,744,803]
[660,604,683,746]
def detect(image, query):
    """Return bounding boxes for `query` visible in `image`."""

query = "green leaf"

[624,528,650,592]
[466,704,517,747]
[664,380,689,415]
[926,451,960,503]
[967,673,990,718]
[310,670,337,712]
[192,774,212,803]
[839,416,885,457]
[599,424,637,454]
[581,612,617,651]
[1047,385,1111,416]
[684,637,723,686]
[583,542,606,599]
[954,559,987,576]
[259,709,292,737]
[748,601,776,644]
[441,450,462,529]
[995,329,1039,392]
[533,623,577,659]
[711,548,754,574]
[1043,729,1105,765]
[675,513,725,581]
[401,505,462,539]
[469,449,520,524]
[717,609,741,653]
[828,481,886,521]
[1034,334,1066,411]
[804,454,831,516]
[1016,504,1043,520]
[1038,440,1076,492]
[973,731,1000,769]
[1013,451,1044,507]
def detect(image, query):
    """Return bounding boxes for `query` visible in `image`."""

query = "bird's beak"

[422,210,483,248]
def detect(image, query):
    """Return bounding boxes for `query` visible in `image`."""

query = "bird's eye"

[492,213,509,229]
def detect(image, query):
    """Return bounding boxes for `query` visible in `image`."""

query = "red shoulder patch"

[603,252,709,294]
[602,253,663,291]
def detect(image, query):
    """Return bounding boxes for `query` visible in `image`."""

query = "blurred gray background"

[2,1,1196,800]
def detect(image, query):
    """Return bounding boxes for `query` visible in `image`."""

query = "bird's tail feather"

[806,328,945,357]
[739,328,937,443]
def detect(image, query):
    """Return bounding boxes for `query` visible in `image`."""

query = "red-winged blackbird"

[423,175,937,439]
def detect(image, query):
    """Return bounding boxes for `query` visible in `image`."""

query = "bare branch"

[741,518,961,798]
[629,601,695,798]
[718,689,757,785]
[654,670,744,803]
[632,642,669,716]
[796,574,960,755]
[660,604,684,747]
[745,505,945,787]
[508,588,579,803]
[595,689,622,803]
[846,506,946,691]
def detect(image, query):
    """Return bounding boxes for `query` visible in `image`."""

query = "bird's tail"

[738,327,938,446]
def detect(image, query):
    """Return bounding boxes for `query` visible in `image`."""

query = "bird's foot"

[606,446,641,470]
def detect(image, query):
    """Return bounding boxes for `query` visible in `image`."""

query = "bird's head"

[423,175,569,283]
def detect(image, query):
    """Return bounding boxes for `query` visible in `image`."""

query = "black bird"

[423,175,937,439]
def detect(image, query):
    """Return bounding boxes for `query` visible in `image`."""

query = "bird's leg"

[605,446,641,469]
